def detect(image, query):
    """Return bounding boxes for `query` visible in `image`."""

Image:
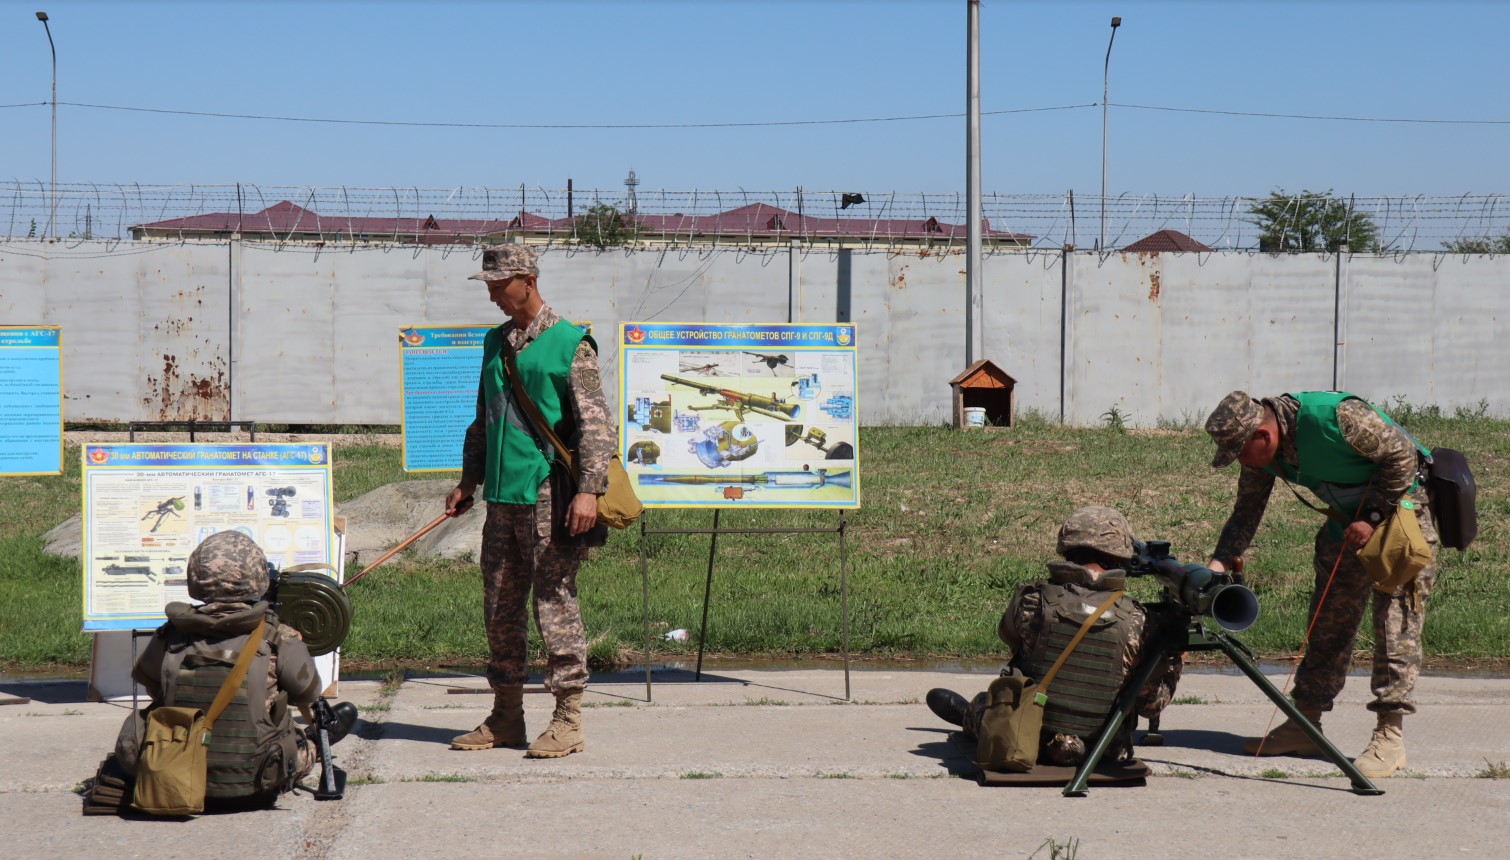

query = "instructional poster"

[619,322,860,508]
[0,326,64,476]
[398,325,492,472]
[81,443,334,632]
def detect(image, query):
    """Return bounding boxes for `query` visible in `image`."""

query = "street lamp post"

[36,11,57,240]
[1100,15,1121,252]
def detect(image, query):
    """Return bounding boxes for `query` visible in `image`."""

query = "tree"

[1247,189,1379,253]
[1442,234,1510,255]
[571,203,639,249]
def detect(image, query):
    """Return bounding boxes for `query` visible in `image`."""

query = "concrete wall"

[3,239,1507,426]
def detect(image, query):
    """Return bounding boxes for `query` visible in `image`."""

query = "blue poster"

[0,326,64,476]
[398,325,492,472]
[619,322,860,509]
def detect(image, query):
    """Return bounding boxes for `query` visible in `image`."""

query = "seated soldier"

[113,531,358,808]
[927,506,1182,767]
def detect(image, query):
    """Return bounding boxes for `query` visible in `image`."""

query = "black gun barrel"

[1130,542,1259,632]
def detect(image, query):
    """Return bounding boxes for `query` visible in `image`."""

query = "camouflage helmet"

[468,245,539,282]
[187,531,270,603]
[1056,506,1135,561]
[1205,390,1266,469]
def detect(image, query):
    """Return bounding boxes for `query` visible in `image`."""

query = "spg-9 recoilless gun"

[1125,540,1258,632]
[660,374,800,422]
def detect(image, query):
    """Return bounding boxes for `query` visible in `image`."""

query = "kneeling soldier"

[112,531,357,808]
[927,506,1182,767]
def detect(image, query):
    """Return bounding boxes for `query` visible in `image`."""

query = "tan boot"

[451,686,527,750]
[1354,712,1406,778]
[526,692,585,759]
[1241,706,1326,756]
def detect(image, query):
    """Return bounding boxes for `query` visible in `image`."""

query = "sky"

[2,0,1508,200]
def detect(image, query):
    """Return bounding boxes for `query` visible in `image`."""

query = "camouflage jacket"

[1213,394,1422,566]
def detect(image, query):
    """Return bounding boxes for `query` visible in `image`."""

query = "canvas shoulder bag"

[501,338,643,531]
[975,591,1124,773]
[1356,499,1433,593]
[131,619,266,816]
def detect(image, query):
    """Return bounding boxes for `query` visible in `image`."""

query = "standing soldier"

[446,245,615,759]
[1204,390,1436,778]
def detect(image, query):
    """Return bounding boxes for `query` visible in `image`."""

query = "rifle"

[1061,540,1383,797]
[660,374,801,422]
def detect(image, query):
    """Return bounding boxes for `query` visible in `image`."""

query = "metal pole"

[640,514,652,702]
[37,12,57,239]
[1101,16,1121,252]
[694,509,721,682]
[839,512,850,701]
[965,0,984,365]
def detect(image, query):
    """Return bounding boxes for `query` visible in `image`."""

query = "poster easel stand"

[638,509,850,703]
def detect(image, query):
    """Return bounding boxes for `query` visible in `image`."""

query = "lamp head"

[36,11,49,21]
[1111,16,1121,28]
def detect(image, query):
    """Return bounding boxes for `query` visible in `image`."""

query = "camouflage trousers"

[480,492,590,695]
[1292,489,1438,716]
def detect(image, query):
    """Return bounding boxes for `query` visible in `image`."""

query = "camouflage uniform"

[1207,392,1437,716]
[461,276,615,697]
[124,531,321,783]
[959,507,1183,765]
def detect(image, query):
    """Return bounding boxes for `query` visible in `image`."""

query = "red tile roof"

[133,201,1033,244]
[1122,229,1212,253]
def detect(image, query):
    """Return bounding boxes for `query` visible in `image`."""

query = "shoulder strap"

[1038,590,1123,693]
[499,335,578,477]
[1278,475,1350,525]
[204,618,266,731]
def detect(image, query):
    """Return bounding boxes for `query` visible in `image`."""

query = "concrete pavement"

[4,665,1510,859]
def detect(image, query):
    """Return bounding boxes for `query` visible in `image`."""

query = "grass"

[1171,695,1210,705]
[4,415,1509,670]
[1476,759,1510,779]
[679,771,720,779]
[1259,768,1290,779]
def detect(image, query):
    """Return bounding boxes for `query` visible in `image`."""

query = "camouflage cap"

[468,245,539,282]
[1056,506,1135,561]
[187,531,270,603]
[1205,390,1265,468]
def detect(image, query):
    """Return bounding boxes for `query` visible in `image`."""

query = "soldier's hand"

[446,484,476,516]
[567,492,599,535]
[1343,520,1375,549]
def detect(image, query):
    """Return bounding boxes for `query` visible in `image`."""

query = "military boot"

[526,692,585,759]
[1241,706,1326,756]
[925,688,968,727]
[1354,712,1406,778]
[451,686,527,750]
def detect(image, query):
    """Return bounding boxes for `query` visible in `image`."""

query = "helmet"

[1055,506,1135,561]
[187,531,270,603]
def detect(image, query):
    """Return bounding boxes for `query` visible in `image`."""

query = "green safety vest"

[1267,391,1427,535]
[481,320,590,504]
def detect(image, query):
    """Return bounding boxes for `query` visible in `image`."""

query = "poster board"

[619,322,860,508]
[80,443,335,632]
[398,325,492,472]
[0,326,64,476]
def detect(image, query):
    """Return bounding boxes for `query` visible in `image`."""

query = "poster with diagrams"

[0,326,64,476]
[80,443,334,632]
[619,322,859,508]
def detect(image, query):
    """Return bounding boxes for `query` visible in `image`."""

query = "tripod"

[1063,603,1383,797]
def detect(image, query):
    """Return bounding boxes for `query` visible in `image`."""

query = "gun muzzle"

[1205,583,1260,632]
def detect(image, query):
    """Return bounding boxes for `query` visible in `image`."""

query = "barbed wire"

[3,182,1509,253]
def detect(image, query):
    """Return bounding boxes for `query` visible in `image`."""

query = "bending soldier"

[927,506,1182,767]
[1204,390,1436,778]
[113,531,357,808]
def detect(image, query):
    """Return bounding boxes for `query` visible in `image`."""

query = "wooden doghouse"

[949,360,1016,429]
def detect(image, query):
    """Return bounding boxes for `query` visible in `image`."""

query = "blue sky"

[2,0,1506,198]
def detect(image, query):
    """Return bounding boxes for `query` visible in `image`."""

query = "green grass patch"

[817,771,855,779]
[413,773,475,783]
[1171,695,1209,705]
[1477,759,1510,779]
[581,700,635,709]
[679,771,720,779]
[347,774,385,786]
[5,417,1510,670]
[1259,768,1290,779]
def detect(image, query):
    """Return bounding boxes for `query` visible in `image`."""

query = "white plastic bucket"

[963,407,987,427]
